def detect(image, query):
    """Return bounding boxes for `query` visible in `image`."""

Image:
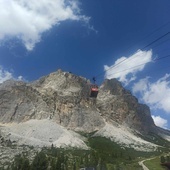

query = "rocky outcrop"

[0,69,159,135]
[0,70,105,133]
[97,79,156,133]
[0,80,51,123]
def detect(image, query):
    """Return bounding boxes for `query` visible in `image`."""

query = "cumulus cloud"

[0,0,89,50]
[104,50,153,85]
[133,77,149,94]
[0,66,24,83]
[152,115,167,128]
[133,74,170,113]
[0,67,13,83]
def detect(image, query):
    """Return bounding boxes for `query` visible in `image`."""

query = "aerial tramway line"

[88,27,170,98]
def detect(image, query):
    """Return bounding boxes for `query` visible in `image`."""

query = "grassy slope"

[88,136,160,169]
[144,157,165,170]
[5,136,170,170]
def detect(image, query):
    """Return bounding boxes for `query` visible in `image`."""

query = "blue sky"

[0,0,170,129]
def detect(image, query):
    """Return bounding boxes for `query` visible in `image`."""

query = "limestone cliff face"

[97,79,156,133]
[0,69,156,134]
[0,80,50,123]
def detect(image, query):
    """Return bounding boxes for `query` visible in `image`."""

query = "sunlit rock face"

[0,69,156,134]
[97,79,156,133]
[0,70,104,133]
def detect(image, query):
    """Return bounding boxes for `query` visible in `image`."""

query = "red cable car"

[90,77,98,98]
[90,84,98,98]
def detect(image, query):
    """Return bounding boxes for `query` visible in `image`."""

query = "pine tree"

[31,151,48,170]
[11,154,30,170]
[166,155,170,162]
[50,158,56,170]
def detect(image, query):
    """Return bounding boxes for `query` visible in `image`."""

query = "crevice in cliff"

[10,104,19,122]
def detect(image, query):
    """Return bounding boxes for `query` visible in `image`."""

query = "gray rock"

[0,69,169,142]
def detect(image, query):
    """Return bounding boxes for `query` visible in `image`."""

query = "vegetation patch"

[144,157,165,170]
[2,137,166,170]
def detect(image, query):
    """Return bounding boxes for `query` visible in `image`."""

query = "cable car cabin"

[90,84,98,98]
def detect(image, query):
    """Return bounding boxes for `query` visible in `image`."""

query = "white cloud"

[0,66,13,83]
[0,0,89,50]
[132,77,149,94]
[0,66,24,83]
[152,115,167,128]
[104,50,153,85]
[18,75,23,80]
[133,74,170,113]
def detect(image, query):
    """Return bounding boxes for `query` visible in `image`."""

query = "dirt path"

[138,157,156,170]
[139,160,149,170]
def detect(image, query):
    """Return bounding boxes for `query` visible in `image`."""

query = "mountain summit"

[0,69,170,151]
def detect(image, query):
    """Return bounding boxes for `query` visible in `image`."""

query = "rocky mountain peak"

[97,78,156,133]
[99,78,130,96]
[0,69,158,134]
[32,69,91,98]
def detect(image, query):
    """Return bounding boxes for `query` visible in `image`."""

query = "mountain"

[0,69,170,161]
